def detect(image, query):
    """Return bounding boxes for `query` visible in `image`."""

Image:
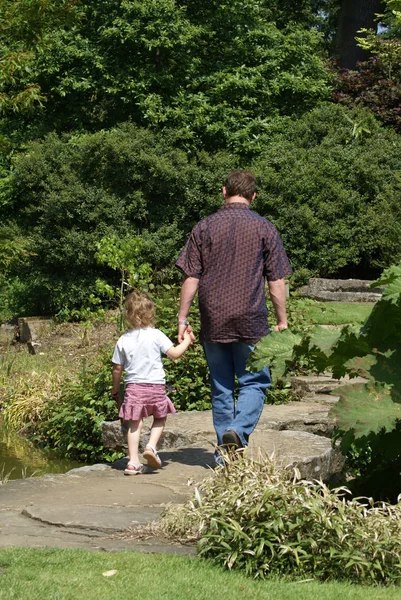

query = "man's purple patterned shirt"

[176,202,292,344]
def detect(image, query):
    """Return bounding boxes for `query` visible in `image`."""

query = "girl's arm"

[166,330,193,361]
[112,363,123,398]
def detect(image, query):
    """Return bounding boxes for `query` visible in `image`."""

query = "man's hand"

[178,323,196,343]
[273,322,288,332]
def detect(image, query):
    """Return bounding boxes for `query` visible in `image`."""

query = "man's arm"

[268,278,288,331]
[177,276,199,342]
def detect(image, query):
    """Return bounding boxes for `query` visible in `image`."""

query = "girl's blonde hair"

[124,290,155,329]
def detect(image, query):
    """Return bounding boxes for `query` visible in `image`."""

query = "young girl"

[111,290,193,475]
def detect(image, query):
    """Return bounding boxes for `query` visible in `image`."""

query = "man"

[175,170,292,459]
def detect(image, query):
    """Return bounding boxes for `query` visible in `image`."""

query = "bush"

[252,103,401,280]
[3,125,234,315]
[30,349,122,462]
[161,454,401,584]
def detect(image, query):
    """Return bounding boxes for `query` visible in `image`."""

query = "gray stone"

[248,429,345,482]
[0,324,16,344]
[257,402,336,437]
[67,463,111,474]
[0,385,350,553]
[101,410,215,451]
[297,278,383,303]
[291,374,367,397]
[301,393,340,405]
[17,317,52,343]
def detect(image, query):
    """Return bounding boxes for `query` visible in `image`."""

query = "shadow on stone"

[109,446,215,471]
[160,447,215,468]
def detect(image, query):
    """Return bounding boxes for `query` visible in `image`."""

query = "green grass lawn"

[0,548,399,600]
[293,300,374,326]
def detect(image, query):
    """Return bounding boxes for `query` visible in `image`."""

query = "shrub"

[30,349,122,462]
[252,103,401,280]
[3,125,234,315]
[161,454,401,584]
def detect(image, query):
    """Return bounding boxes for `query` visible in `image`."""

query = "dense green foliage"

[0,0,330,146]
[0,1,401,319]
[3,102,401,318]
[162,455,401,584]
[249,262,401,500]
[28,349,122,462]
[252,103,401,281]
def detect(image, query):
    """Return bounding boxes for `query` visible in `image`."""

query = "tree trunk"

[336,0,382,69]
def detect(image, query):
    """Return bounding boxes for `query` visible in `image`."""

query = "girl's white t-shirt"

[112,327,174,384]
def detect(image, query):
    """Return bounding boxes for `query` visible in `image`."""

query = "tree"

[0,0,330,149]
[333,0,401,131]
[335,0,382,68]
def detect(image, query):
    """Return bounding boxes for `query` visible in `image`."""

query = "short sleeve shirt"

[176,203,292,344]
[112,327,173,384]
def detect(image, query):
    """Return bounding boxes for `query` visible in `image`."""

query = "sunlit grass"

[300,300,374,325]
[0,548,400,600]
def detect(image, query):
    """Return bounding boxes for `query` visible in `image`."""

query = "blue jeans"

[203,342,271,448]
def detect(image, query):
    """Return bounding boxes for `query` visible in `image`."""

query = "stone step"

[101,401,342,482]
[101,402,336,451]
[300,393,340,405]
[291,374,367,397]
[247,430,344,483]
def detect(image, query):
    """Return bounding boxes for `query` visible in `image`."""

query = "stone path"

[0,374,354,553]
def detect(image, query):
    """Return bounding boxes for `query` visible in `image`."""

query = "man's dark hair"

[224,170,257,201]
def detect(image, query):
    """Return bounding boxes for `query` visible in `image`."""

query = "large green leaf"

[371,263,401,297]
[247,330,302,384]
[291,326,343,376]
[343,354,377,379]
[308,325,343,354]
[364,263,401,346]
[331,382,401,439]
[329,327,371,379]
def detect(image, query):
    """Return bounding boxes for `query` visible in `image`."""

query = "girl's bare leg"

[148,417,166,449]
[127,419,143,464]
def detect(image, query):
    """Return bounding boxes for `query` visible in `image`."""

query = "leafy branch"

[248,262,401,456]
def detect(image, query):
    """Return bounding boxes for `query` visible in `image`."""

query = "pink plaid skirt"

[119,383,176,421]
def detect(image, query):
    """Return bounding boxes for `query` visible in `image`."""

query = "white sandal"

[143,444,162,469]
[124,462,144,475]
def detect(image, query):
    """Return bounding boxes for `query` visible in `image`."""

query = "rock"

[248,429,345,483]
[291,374,367,397]
[0,323,17,344]
[18,317,52,343]
[297,278,383,303]
[101,415,214,452]
[101,402,342,480]
[257,402,336,438]
[67,464,111,474]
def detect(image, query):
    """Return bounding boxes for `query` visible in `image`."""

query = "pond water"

[0,420,85,481]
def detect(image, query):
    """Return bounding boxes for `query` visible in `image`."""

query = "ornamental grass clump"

[2,372,64,431]
[161,453,401,584]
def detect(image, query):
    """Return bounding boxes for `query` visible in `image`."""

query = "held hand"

[183,328,195,344]
[178,323,195,343]
[111,392,120,405]
[273,322,288,332]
